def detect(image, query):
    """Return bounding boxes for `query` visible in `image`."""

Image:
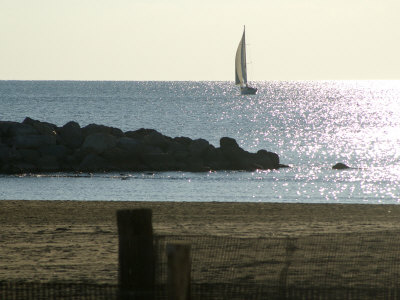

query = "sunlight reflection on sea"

[1,80,400,203]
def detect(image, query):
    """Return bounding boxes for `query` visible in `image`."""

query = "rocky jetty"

[0,118,285,174]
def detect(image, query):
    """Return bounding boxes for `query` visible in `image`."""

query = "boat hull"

[240,86,257,95]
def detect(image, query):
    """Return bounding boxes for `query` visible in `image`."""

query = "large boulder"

[116,137,142,154]
[12,135,56,149]
[38,144,69,160]
[189,138,211,158]
[166,139,191,165]
[251,150,280,169]
[0,122,14,136]
[2,162,38,173]
[0,122,9,136]
[125,128,158,140]
[219,137,250,169]
[0,144,10,163]
[139,145,164,164]
[36,155,59,171]
[167,140,189,154]
[102,146,140,170]
[143,131,170,150]
[173,136,193,146]
[82,123,124,137]
[81,133,117,154]
[58,121,84,149]
[61,155,80,171]
[220,137,241,151]
[79,154,110,171]
[142,153,176,171]
[186,156,208,172]
[204,148,230,170]
[22,117,57,136]
[19,149,41,163]
[4,122,37,137]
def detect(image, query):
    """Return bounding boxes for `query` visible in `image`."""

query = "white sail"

[235,28,247,86]
[235,26,257,95]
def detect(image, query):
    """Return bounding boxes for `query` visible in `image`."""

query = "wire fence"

[3,231,400,299]
[155,232,400,289]
[3,281,400,300]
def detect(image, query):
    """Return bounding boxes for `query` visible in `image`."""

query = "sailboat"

[235,26,257,95]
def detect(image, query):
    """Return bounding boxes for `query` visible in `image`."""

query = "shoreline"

[2,200,400,236]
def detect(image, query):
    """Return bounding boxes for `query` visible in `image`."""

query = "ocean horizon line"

[2,79,398,83]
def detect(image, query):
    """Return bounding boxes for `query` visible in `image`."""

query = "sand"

[1,200,400,287]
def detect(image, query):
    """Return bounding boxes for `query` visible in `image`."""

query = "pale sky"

[1,0,399,81]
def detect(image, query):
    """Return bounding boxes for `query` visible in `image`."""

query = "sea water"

[1,80,400,203]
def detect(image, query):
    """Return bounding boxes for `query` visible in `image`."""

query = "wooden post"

[117,209,155,300]
[167,242,191,300]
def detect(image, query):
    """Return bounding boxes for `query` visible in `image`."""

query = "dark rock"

[5,122,37,136]
[172,149,190,162]
[186,156,208,172]
[7,146,22,161]
[143,131,170,150]
[116,137,142,153]
[79,154,109,171]
[220,148,249,169]
[36,155,59,171]
[0,122,9,136]
[73,147,94,162]
[219,137,248,169]
[189,138,211,158]
[82,123,123,137]
[19,149,41,163]
[332,162,350,169]
[167,140,189,153]
[0,119,284,173]
[204,148,230,170]
[125,128,158,140]
[39,144,69,160]
[12,135,56,149]
[142,144,164,156]
[61,155,80,171]
[4,162,38,173]
[22,117,57,136]
[0,144,10,163]
[173,136,193,146]
[234,153,257,171]
[102,146,140,169]
[259,150,279,166]
[58,121,84,149]
[140,145,166,164]
[252,150,280,169]
[81,133,117,154]
[220,137,241,151]
[142,153,176,171]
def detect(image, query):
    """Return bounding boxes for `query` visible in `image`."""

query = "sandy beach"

[1,200,400,288]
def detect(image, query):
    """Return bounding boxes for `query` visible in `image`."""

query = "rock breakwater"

[0,118,285,174]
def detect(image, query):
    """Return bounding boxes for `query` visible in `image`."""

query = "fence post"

[117,209,155,300]
[167,242,191,300]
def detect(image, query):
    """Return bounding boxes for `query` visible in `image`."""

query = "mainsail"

[235,28,247,87]
[235,26,257,95]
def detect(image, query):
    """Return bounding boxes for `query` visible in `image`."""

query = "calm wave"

[1,80,400,203]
